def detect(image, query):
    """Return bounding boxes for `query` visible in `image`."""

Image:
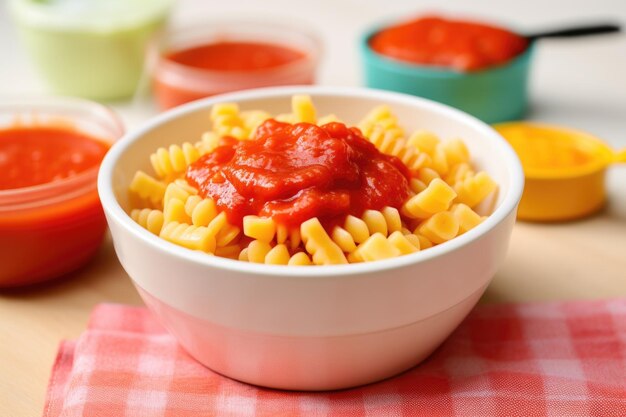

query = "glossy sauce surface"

[0,126,109,190]
[186,120,411,228]
[155,41,311,109]
[0,124,110,287]
[370,16,528,71]
[166,41,305,71]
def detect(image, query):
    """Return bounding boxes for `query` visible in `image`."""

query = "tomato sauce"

[0,126,109,190]
[166,41,305,71]
[186,120,412,228]
[369,16,528,71]
[0,125,110,287]
[154,41,312,109]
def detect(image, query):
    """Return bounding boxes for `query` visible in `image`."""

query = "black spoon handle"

[525,23,621,42]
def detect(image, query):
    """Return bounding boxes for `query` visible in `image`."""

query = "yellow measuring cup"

[494,122,626,221]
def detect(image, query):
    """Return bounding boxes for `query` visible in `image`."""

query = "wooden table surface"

[3,207,626,416]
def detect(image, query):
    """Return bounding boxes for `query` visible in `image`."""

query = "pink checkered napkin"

[44,300,626,417]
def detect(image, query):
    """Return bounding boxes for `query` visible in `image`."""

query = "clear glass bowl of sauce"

[0,97,124,287]
[150,20,321,110]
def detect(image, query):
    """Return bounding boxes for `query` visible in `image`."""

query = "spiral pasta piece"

[402,178,457,219]
[402,233,423,250]
[333,207,403,252]
[288,252,313,266]
[210,102,239,120]
[131,209,164,235]
[265,244,291,265]
[129,171,167,205]
[450,203,484,234]
[216,224,241,247]
[416,211,460,244]
[210,103,249,139]
[410,178,427,194]
[454,172,497,208]
[387,231,420,255]
[204,212,230,239]
[359,108,440,174]
[163,182,192,210]
[185,196,218,227]
[301,218,348,265]
[343,215,370,244]
[150,143,201,178]
[173,179,199,195]
[407,130,440,155]
[358,105,400,138]
[276,224,289,244]
[288,228,302,251]
[197,131,220,154]
[367,129,432,172]
[430,145,449,175]
[292,95,317,124]
[445,162,475,186]
[381,207,403,234]
[247,240,273,263]
[243,216,276,242]
[159,222,216,253]
[442,138,470,166]
[369,128,404,154]
[215,244,242,259]
[240,110,271,136]
[353,233,401,262]
[163,198,190,225]
[361,209,388,236]
[398,145,432,172]
[415,234,433,249]
[417,167,441,185]
[331,226,358,253]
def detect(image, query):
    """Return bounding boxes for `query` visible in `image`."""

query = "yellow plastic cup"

[494,122,626,221]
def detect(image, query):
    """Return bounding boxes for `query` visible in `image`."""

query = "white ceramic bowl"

[98,86,523,391]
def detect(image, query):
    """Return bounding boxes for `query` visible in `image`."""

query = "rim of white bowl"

[98,86,524,278]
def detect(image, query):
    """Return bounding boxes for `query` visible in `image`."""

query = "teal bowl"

[360,27,534,124]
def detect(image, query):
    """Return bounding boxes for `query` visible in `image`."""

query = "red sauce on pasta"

[186,120,411,228]
[369,16,528,71]
[0,126,109,190]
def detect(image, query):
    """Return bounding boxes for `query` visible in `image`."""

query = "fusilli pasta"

[128,96,498,265]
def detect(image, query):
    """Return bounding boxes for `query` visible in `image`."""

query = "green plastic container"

[10,0,173,101]
[360,27,534,124]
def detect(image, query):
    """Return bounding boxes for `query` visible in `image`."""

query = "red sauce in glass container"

[369,16,528,71]
[0,125,110,287]
[186,120,412,228]
[166,41,305,71]
[154,40,313,110]
[0,126,108,190]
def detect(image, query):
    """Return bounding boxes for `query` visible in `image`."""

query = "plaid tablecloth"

[44,300,626,416]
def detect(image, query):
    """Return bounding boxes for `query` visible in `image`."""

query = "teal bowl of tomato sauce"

[0,98,123,288]
[360,15,534,123]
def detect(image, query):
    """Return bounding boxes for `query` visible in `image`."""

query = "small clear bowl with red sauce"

[150,20,322,110]
[0,97,124,288]
[360,15,534,123]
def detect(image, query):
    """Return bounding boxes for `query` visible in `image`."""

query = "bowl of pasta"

[98,86,523,390]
